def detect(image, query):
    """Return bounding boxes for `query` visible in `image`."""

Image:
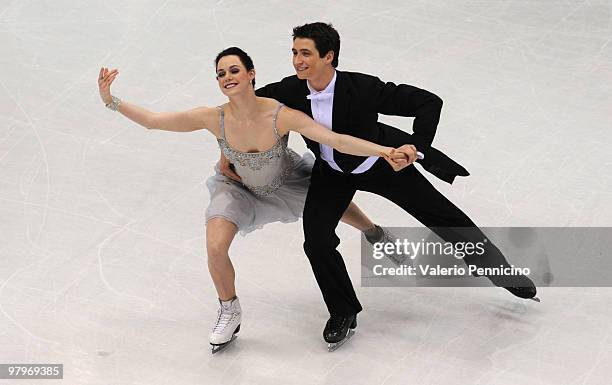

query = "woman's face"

[216,55,255,96]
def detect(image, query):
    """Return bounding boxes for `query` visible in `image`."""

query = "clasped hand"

[382,144,419,171]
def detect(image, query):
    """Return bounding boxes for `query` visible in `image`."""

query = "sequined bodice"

[216,103,299,197]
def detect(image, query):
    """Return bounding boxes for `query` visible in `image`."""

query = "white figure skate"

[210,297,241,354]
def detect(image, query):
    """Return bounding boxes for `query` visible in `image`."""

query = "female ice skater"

[97,47,409,353]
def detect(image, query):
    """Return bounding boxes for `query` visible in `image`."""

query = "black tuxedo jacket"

[255,70,469,184]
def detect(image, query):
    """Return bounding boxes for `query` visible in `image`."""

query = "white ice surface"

[1,1,611,384]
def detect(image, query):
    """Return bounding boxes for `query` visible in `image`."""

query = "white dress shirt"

[306,71,379,174]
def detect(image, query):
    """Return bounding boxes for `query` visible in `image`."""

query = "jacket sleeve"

[376,121,469,184]
[367,75,443,149]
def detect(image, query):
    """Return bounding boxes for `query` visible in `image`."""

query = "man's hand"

[396,144,419,164]
[383,145,419,172]
[219,152,241,182]
[383,149,409,171]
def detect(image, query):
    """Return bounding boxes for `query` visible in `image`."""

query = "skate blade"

[211,335,237,355]
[327,329,355,352]
[529,296,541,303]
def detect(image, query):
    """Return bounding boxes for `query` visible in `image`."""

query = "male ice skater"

[220,22,538,350]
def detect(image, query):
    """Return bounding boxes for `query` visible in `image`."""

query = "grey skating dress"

[205,102,315,235]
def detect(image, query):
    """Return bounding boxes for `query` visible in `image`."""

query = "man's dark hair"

[292,22,340,68]
[214,46,255,87]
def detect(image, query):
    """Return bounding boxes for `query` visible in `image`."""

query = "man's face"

[292,37,333,80]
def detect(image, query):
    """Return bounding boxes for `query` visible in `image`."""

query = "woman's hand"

[98,67,118,105]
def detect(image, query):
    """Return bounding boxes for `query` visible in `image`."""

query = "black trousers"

[302,158,510,316]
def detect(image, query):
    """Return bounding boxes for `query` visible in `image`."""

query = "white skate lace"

[212,308,237,334]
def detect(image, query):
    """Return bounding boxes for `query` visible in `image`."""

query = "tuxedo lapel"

[331,71,350,134]
[295,79,313,118]
[291,78,318,157]
[331,71,361,171]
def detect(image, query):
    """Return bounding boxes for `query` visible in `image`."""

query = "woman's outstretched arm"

[98,67,214,132]
[277,106,408,160]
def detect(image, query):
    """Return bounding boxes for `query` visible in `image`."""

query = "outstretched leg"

[359,165,538,300]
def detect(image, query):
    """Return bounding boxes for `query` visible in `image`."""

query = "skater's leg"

[303,163,361,316]
[303,163,363,349]
[205,218,243,351]
[340,200,400,265]
[339,200,404,264]
[360,166,537,298]
[358,166,477,235]
[340,201,375,232]
[206,217,238,301]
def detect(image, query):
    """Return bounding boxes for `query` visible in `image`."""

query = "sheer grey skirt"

[205,152,315,236]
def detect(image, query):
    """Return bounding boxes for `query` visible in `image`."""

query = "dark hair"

[292,22,340,68]
[214,46,255,87]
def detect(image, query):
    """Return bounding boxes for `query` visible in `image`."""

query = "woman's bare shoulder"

[195,105,222,136]
[275,105,311,136]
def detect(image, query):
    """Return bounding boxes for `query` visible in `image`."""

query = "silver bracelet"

[105,95,121,111]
